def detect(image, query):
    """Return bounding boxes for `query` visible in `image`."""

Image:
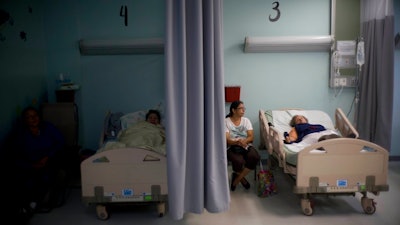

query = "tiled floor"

[28,161,400,225]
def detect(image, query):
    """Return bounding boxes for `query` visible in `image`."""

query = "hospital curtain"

[356,0,394,151]
[164,0,230,220]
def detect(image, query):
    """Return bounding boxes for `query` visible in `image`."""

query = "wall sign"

[268,1,281,22]
[120,5,128,26]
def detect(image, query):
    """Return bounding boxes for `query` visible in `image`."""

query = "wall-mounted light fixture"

[79,38,164,55]
[244,35,334,53]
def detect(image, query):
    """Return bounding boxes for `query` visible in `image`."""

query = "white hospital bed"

[80,110,167,220]
[259,108,389,216]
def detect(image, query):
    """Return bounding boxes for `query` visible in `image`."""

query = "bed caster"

[361,196,376,215]
[301,198,314,216]
[96,204,109,220]
[157,202,166,217]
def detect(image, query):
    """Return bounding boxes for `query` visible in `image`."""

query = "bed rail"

[335,108,359,138]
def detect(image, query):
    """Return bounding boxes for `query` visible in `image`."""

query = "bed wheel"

[96,204,109,220]
[301,198,314,216]
[157,202,166,217]
[361,197,376,215]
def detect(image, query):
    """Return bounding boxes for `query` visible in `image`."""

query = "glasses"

[236,107,246,110]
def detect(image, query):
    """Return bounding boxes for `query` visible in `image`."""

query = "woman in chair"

[13,106,66,213]
[225,100,260,191]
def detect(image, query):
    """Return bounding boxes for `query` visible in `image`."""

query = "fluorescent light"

[244,35,334,53]
[79,38,164,55]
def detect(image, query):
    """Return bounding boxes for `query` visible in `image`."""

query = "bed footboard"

[294,138,388,193]
[80,148,168,219]
[294,138,389,215]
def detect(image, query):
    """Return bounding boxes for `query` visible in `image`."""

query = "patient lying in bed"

[100,109,166,156]
[284,115,339,144]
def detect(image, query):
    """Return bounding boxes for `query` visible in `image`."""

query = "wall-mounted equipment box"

[225,86,241,102]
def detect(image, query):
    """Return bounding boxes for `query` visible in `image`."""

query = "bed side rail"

[99,111,112,148]
[269,126,292,173]
[259,109,293,174]
[335,108,359,138]
[258,110,272,152]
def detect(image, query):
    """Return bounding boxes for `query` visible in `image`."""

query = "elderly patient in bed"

[284,115,340,145]
[101,109,166,155]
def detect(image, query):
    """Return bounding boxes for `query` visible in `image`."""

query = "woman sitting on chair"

[225,100,260,191]
[13,106,66,213]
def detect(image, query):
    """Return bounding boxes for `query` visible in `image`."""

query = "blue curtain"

[356,0,394,151]
[165,0,230,220]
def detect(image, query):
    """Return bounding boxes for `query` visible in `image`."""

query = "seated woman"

[284,115,339,144]
[225,100,260,191]
[12,106,66,213]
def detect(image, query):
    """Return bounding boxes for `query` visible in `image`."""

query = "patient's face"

[147,113,160,125]
[24,109,40,128]
[294,115,308,125]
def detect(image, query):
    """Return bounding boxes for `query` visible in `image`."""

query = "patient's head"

[146,109,161,125]
[22,106,41,128]
[289,115,308,127]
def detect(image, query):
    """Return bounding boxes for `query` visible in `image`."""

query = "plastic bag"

[257,161,277,197]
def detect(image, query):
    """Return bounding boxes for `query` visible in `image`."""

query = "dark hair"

[225,100,243,118]
[146,109,161,122]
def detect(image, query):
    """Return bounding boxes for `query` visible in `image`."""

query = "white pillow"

[120,110,147,130]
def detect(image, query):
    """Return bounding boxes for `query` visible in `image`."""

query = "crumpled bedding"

[100,121,166,156]
[285,129,339,152]
[284,129,339,166]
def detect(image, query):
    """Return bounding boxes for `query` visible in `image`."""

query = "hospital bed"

[259,108,389,216]
[80,110,167,220]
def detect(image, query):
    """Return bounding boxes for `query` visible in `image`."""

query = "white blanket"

[100,121,166,156]
[284,129,339,153]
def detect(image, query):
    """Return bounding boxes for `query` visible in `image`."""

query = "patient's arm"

[284,127,298,144]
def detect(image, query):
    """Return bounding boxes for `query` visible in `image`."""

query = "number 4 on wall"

[120,5,128,26]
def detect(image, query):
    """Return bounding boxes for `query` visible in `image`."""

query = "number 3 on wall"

[269,1,280,22]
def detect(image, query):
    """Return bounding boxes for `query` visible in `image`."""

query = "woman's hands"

[234,138,248,149]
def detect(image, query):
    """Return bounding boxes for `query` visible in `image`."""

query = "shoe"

[230,172,237,191]
[240,177,250,189]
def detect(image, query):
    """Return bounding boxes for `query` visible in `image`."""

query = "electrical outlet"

[350,77,356,86]
[334,78,340,87]
[339,78,347,86]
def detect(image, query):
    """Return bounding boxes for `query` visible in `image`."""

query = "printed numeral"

[120,5,128,26]
[269,1,281,22]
